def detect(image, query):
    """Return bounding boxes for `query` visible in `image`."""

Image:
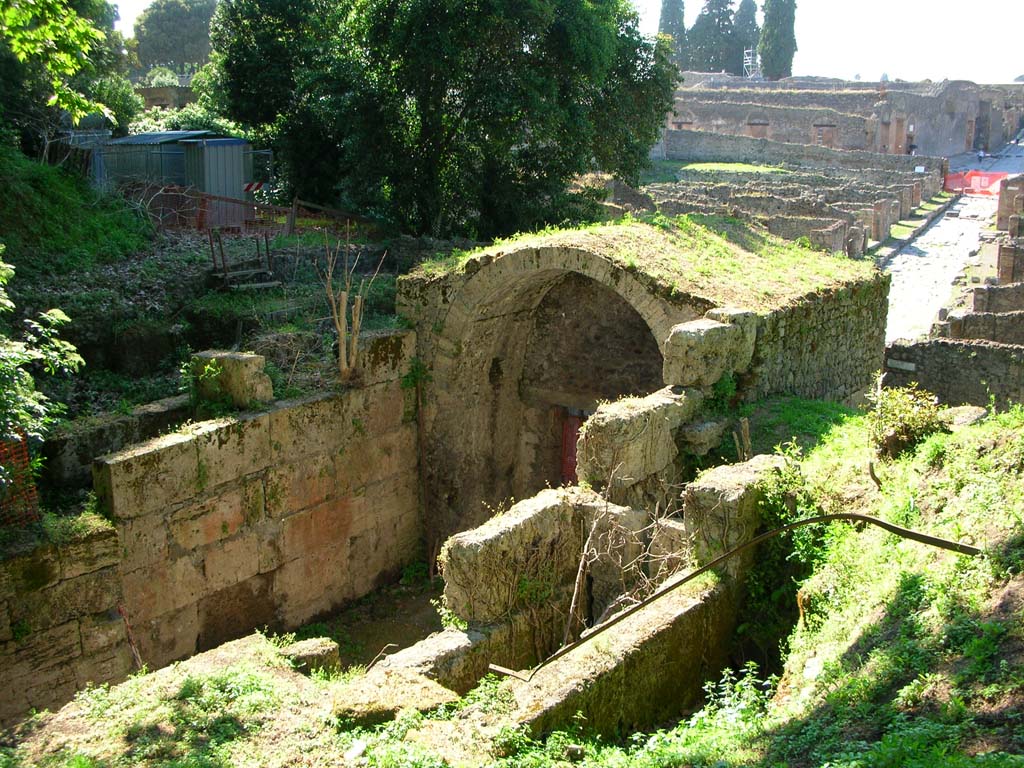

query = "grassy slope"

[0,147,149,277]
[413,215,876,312]
[5,403,1023,767]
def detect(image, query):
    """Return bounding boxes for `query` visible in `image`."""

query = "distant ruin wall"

[0,527,132,725]
[744,273,890,402]
[997,176,1024,231]
[942,311,1024,346]
[973,283,1024,313]
[884,339,1024,409]
[663,129,945,183]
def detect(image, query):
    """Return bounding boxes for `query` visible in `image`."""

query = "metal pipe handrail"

[489,513,980,683]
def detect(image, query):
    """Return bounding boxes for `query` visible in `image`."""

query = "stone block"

[72,643,133,689]
[280,497,354,562]
[704,307,758,373]
[191,350,274,408]
[648,518,692,582]
[278,637,341,673]
[58,527,120,580]
[359,330,416,387]
[6,620,82,672]
[268,394,353,463]
[121,556,203,623]
[272,548,349,627]
[189,413,272,492]
[0,544,60,600]
[332,668,458,727]
[80,610,127,656]
[267,453,338,517]
[440,488,621,624]
[169,487,248,551]
[93,431,200,519]
[196,575,275,651]
[678,419,731,456]
[662,319,744,388]
[7,567,120,634]
[120,514,168,572]
[203,534,260,593]
[577,387,702,492]
[681,454,785,572]
[134,602,199,668]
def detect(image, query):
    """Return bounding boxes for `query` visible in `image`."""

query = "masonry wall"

[0,527,132,725]
[743,273,891,402]
[94,334,422,670]
[943,311,1024,346]
[663,128,947,180]
[974,283,1024,313]
[997,176,1024,231]
[884,339,1024,409]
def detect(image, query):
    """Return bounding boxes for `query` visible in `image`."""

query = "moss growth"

[410,217,877,312]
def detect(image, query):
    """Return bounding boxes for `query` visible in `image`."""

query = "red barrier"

[945,170,1010,196]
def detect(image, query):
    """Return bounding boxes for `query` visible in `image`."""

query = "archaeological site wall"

[0,332,422,724]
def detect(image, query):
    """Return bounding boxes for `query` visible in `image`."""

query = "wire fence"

[0,433,41,528]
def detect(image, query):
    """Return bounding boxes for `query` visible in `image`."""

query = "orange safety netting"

[0,433,41,528]
[944,171,1009,196]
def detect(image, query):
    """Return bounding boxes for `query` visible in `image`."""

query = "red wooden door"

[561,413,583,485]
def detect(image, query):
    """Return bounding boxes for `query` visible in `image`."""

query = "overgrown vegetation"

[0,147,149,276]
[6,394,1022,767]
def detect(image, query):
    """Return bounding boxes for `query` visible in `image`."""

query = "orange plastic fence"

[945,171,1009,196]
[0,433,40,528]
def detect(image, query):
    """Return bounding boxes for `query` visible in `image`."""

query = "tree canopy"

[134,0,217,75]
[688,0,741,75]
[211,0,675,239]
[733,0,760,62]
[759,0,796,80]
[658,0,687,72]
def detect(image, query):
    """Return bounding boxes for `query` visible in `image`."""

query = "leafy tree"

[658,0,688,72]
[144,65,180,87]
[758,0,796,80]
[212,0,676,238]
[0,0,106,122]
[134,0,217,75]
[0,246,83,492]
[734,0,760,61]
[86,74,143,135]
[688,0,741,75]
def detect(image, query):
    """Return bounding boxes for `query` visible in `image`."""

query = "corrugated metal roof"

[108,130,212,145]
[179,138,248,146]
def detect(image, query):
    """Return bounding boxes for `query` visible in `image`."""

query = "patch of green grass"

[679,161,790,175]
[0,147,150,276]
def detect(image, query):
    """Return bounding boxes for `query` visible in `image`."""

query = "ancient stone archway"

[409,245,702,536]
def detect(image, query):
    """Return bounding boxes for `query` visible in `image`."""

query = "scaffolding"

[743,48,762,80]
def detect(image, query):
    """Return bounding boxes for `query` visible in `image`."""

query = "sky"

[114,0,1023,84]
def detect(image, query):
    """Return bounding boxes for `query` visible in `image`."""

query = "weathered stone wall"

[997,176,1024,231]
[0,526,132,725]
[92,331,422,670]
[998,242,1024,284]
[743,273,891,402]
[43,395,191,489]
[884,339,1024,409]
[939,310,1024,346]
[973,282,1024,313]
[663,128,946,183]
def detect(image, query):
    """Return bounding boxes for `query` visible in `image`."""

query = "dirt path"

[881,196,996,344]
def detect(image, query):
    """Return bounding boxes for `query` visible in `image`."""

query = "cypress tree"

[688,0,739,75]
[759,0,796,80]
[734,0,760,58]
[658,0,688,72]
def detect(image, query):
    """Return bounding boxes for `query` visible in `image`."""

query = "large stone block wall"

[0,527,132,725]
[884,339,1024,409]
[91,331,421,670]
[998,242,1024,284]
[743,273,891,402]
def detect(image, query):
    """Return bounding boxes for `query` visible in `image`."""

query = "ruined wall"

[997,176,1024,231]
[973,283,1024,313]
[663,128,946,180]
[92,332,421,670]
[0,527,132,725]
[884,339,1024,409]
[743,273,891,402]
[940,311,1024,346]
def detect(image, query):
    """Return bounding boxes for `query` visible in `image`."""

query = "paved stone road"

[885,139,1024,344]
[882,196,995,344]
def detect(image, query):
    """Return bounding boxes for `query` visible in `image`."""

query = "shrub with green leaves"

[867,384,945,459]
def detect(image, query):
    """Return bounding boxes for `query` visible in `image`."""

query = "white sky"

[114,0,1023,84]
